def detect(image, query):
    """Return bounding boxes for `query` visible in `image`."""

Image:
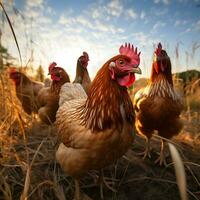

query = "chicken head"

[153,42,171,74]
[48,62,68,82]
[108,43,141,87]
[9,70,24,85]
[78,51,89,68]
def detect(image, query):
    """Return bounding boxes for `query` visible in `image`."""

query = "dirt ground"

[0,111,200,200]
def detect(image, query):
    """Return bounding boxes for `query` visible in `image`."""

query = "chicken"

[55,43,142,199]
[73,51,91,94]
[37,62,70,124]
[133,43,184,165]
[9,69,44,115]
[44,77,52,87]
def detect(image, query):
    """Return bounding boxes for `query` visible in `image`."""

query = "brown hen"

[56,43,142,199]
[37,62,70,124]
[9,69,44,115]
[134,43,184,165]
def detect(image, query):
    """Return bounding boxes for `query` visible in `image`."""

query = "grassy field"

[0,70,200,200]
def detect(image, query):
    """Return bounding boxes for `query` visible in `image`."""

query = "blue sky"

[1,0,200,79]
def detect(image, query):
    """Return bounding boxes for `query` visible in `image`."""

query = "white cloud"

[95,20,109,32]
[179,19,199,35]
[132,32,159,47]
[58,14,124,35]
[91,9,101,19]
[153,21,166,30]
[195,20,200,31]
[140,11,146,19]
[175,20,181,26]
[154,8,168,16]
[25,9,41,18]
[154,0,170,4]
[180,27,192,35]
[85,1,138,23]
[26,0,44,8]
[39,17,52,24]
[127,9,137,19]
[107,0,123,17]
[185,28,191,33]
[76,16,93,29]
[163,0,170,4]
[59,15,74,25]
[174,19,188,26]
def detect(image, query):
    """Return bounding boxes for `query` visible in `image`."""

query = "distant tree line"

[0,43,15,70]
[177,70,200,84]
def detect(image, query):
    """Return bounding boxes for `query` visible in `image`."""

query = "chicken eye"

[119,60,124,65]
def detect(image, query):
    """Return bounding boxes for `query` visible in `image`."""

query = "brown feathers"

[9,71,44,115]
[134,44,184,140]
[77,55,135,132]
[56,44,141,178]
[37,67,70,124]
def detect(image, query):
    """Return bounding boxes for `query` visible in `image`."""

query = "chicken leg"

[155,139,167,166]
[136,137,151,159]
[98,170,117,199]
[74,179,81,200]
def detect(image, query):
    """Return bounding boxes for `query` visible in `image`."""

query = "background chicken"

[55,43,141,199]
[9,69,44,115]
[73,51,91,94]
[37,62,70,124]
[133,43,184,165]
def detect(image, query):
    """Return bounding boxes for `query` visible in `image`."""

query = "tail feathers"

[168,143,188,200]
[59,83,87,107]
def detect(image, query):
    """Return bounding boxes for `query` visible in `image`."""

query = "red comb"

[155,42,162,56]
[83,52,89,61]
[8,67,17,74]
[48,62,57,73]
[119,43,141,65]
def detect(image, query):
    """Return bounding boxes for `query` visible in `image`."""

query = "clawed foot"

[154,152,167,166]
[73,179,93,200]
[154,140,168,166]
[135,138,151,159]
[135,147,151,159]
[101,176,118,192]
[98,171,118,199]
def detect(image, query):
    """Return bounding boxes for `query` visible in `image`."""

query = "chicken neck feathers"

[73,62,91,94]
[134,72,183,139]
[135,74,182,105]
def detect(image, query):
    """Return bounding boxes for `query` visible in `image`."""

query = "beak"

[131,67,142,74]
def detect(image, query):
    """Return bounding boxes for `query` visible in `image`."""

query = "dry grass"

[0,70,200,200]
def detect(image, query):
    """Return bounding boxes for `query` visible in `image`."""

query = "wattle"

[117,73,135,87]
[51,74,60,81]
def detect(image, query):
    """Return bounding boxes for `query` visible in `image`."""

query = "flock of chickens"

[9,43,184,200]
